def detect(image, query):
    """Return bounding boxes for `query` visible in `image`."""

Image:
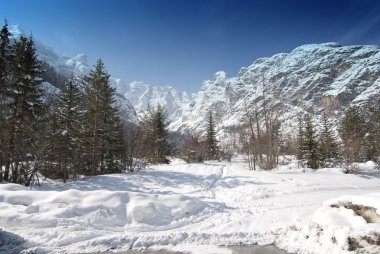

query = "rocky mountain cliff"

[124,43,380,137]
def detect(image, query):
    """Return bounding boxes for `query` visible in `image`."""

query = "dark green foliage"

[43,80,82,182]
[0,21,131,183]
[206,111,220,160]
[2,34,46,183]
[296,117,305,160]
[319,113,339,161]
[339,106,366,163]
[297,114,320,169]
[366,99,380,162]
[0,20,11,181]
[81,59,127,175]
[137,104,170,164]
[303,115,320,169]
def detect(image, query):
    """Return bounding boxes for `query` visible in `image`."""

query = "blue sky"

[2,0,380,92]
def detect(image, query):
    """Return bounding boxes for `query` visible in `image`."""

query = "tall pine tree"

[81,59,126,175]
[4,35,45,183]
[0,20,12,180]
[44,80,83,182]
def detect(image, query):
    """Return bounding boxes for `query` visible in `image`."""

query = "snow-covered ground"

[0,157,380,253]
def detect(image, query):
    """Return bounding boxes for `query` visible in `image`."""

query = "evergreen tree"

[4,35,45,183]
[81,59,126,175]
[137,104,170,164]
[339,106,366,163]
[319,113,339,161]
[303,114,320,169]
[206,111,219,160]
[0,19,12,180]
[44,80,82,182]
[297,117,304,160]
[366,99,380,162]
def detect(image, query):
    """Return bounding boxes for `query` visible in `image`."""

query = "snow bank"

[278,193,380,254]
[0,184,210,228]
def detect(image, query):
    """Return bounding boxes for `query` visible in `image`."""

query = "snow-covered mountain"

[125,43,380,136]
[9,25,90,78]
[123,81,195,130]
[12,24,379,134]
[9,25,138,123]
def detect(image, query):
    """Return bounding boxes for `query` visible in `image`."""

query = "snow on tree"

[81,59,126,175]
[43,79,83,182]
[3,35,45,183]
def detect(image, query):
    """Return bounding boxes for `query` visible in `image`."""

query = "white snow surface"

[1,157,380,253]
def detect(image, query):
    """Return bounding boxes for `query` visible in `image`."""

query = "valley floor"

[0,157,380,253]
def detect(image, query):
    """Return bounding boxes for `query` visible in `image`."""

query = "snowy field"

[0,157,380,254]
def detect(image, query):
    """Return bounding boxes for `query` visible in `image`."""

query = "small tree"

[319,113,339,162]
[206,111,220,160]
[303,114,320,169]
[297,117,306,160]
[137,104,170,164]
[181,134,206,163]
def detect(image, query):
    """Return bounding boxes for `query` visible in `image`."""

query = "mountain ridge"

[124,42,380,138]
[9,25,379,137]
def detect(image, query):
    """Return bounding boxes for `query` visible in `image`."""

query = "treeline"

[236,99,380,171]
[298,104,380,170]
[0,21,174,184]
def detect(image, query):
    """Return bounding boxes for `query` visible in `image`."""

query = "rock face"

[125,43,380,136]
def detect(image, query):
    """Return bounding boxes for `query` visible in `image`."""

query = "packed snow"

[1,157,380,253]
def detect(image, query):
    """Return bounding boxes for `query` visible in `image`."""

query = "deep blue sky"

[2,0,380,92]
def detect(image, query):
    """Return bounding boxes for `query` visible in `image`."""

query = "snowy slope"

[0,158,379,253]
[9,25,90,79]
[125,43,380,136]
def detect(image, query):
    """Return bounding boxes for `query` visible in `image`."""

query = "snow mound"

[278,193,380,254]
[0,184,209,230]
